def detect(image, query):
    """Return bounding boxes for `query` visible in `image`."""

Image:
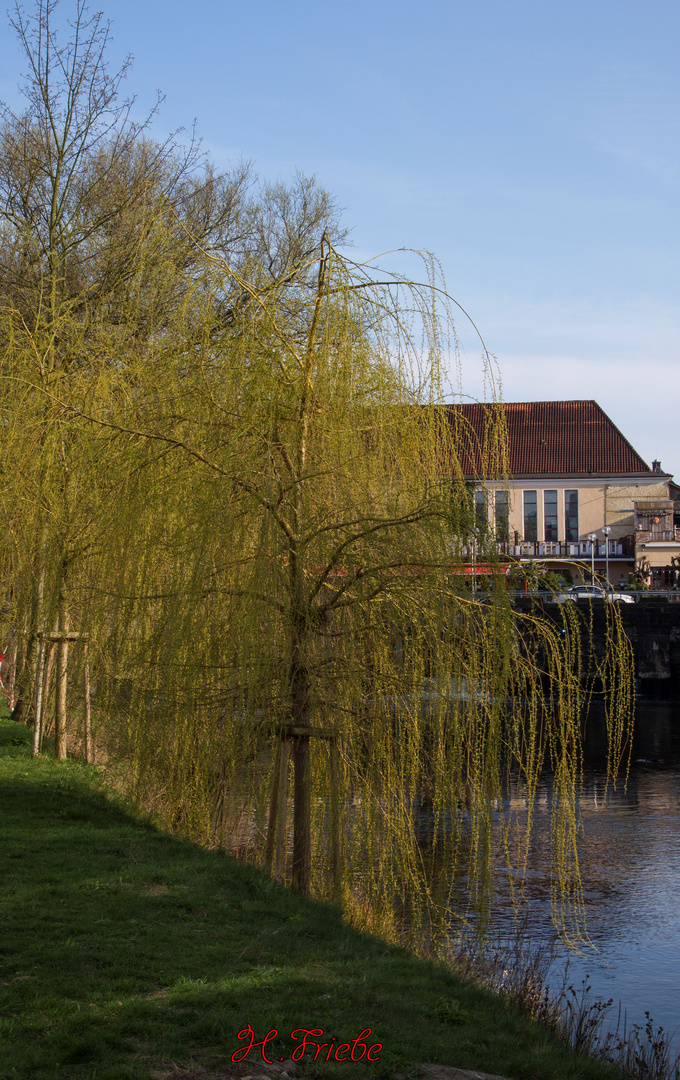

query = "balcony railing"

[497,538,635,559]
[635,527,680,544]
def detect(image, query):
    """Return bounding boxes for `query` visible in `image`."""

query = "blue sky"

[2,0,679,469]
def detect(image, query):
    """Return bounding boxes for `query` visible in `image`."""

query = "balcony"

[498,537,635,559]
[633,500,679,545]
[635,527,680,544]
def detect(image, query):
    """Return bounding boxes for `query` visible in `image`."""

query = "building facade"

[451,400,680,586]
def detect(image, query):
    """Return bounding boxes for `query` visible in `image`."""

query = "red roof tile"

[446,400,651,477]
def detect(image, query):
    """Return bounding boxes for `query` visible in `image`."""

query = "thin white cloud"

[457,352,680,476]
[439,295,680,473]
[467,296,680,360]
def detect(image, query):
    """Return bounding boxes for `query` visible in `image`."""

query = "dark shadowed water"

[496,702,680,1049]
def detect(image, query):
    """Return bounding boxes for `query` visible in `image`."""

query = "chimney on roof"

[652,459,661,473]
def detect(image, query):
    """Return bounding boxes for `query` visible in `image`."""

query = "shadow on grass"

[0,721,617,1080]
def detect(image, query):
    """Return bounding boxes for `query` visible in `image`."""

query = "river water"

[493,702,680,1051]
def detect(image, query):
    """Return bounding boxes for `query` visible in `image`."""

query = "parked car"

[552,584,635,605]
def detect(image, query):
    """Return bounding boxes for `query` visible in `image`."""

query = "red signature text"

[232,1025,383,1064]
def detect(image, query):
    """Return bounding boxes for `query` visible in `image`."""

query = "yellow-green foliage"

[65,241,632,942]
[0,0,634,944]
[1,235,634,943]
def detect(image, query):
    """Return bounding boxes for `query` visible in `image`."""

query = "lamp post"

[588,533,597,583]
[603,525,611,589]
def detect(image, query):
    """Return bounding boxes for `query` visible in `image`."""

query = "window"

[544,490,558,541]
[565,489,579,542]
[474,489,487,531]
[495,491,509,542]
[523,490,537,541]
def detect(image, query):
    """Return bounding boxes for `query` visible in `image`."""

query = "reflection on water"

[496,702,680,1049]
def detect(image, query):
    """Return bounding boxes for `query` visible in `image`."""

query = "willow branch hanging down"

[40,230,634,949]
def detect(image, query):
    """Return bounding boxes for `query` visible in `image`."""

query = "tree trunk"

[265,737,290,881]
[12,529,47,724]
[289,626,312,894]
[330,736,342,899]
[291,732,311,893]
[10,630,31,725]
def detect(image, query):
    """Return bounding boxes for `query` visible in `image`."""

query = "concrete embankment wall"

[617,601,680,686]
[514,598,680,698]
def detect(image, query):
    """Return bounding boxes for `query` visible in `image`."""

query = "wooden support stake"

[83,641,93,765]
[329,736,341,899]
[274,739,290,881]
[40,642,57,753]
[265,738,291,882]
[32,637,46,758]
[32,631,90,759]
[7,634,17,709]
[40,631,89,642]
[291,733,311,894]
[55,635,69,760]
[264,739,282,876]
[268,725,338,892]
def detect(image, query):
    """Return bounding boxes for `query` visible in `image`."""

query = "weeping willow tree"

[0,0,346,749]
[0,0,635,944]
[57,231,635,945]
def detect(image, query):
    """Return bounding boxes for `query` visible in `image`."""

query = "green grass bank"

[0,719,616,1080]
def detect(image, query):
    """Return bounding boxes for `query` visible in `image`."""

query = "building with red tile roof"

[451,400,651,477]
[446,400,679,587]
